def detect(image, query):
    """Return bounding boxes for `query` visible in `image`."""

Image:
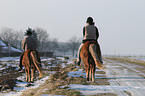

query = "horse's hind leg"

[25,68,28,82]
[31,52,42,78]
[83,58,89,81]
[85,66,89,81]
[28,68,31,82]
[92,67,96,82]
[89,67,92,81]
[31,68,35,82]
[34,62,42,78]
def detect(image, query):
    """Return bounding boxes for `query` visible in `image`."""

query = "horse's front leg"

[85,66,89,81]
[83,58,90,81]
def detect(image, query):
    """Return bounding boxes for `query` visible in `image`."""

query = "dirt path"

[70,58,145,96]
[1,57,145,96]
[104,58,145,96]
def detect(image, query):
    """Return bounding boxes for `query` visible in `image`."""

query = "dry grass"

[20,64,81,96]
[20,61,110,96]
[21,79,81,96]
[69,76,110,85]
[104,57,145,66]
[20,58,119,96]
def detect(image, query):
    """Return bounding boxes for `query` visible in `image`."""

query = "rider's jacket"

[83,24,99,43]
[22,35,37,51]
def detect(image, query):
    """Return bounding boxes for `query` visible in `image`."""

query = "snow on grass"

[68,69,85,78]
[0,57,20,61]
[10,47,22,52]
[56,57,65,61]
[1,76,50,96]
[0,40,6,46]
[0,57,56,96]
[61,63,66,68]
[41,58,54,62]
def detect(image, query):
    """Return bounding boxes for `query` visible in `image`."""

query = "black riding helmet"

[25,28,32,35]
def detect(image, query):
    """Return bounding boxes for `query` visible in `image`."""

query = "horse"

[22,49,42,82]
[80,41,103,82]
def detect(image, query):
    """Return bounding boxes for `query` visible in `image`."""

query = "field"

[0,56,145,96]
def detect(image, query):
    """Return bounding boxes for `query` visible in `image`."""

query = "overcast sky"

[0,0,145,55]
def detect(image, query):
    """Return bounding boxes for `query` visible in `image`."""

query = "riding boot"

[77,43,83,66]
[18,52,24,71]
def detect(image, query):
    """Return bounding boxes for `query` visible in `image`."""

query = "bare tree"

[0,27,24,49]
[49,38,59,53]
[11,30,24,49]
[0,27,14,45]
[0,45,2,57]
[16,30,24,49]
[0,27,59,54]
[67,35,80,56]
[34,27,50,52]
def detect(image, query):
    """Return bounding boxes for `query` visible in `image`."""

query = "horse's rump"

[80,41,102,69]
[22,49,42,82]
[80,41,102,82]
[22,49,41,68]
[80,41,98,59]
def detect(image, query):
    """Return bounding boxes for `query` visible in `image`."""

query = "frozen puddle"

[68,68,105,78]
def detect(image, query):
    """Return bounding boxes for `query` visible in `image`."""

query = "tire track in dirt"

[68,58,145,96]
[104,58,145,96]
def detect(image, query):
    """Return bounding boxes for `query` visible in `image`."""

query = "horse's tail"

[30,51,42,78]
[89,44,103,69]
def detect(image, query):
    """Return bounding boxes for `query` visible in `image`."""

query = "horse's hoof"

[87,78,89,81]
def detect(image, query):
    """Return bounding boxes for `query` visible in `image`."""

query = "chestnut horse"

[22,49,42,82]
[80,41,103,82]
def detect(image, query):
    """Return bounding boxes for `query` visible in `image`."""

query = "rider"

[77,17,103,65]
[18,28,37,71]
